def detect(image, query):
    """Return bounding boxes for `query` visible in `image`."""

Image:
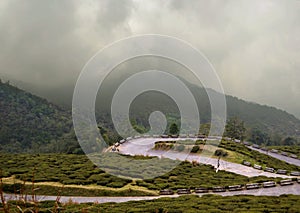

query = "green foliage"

[0,81,77,153]
[117,81,300,142]
[226,93,300,140]
[0,154,130,188]
[282,137,298,146]
[0,153,284,195]
[224,117,246,140]
[249,128,271,145]
[154,142,174,150]
[2,183,153,197]
[199,123,211,136]
[1,79,300,155]
[136,161,281,190]
[0,82,123,154]
[214,149,228,157]
[169,123,179,135]
[191,145,201,153]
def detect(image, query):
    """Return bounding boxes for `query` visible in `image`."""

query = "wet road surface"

[118,138,297,178]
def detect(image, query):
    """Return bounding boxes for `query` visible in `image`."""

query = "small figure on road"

[216,156,221,173]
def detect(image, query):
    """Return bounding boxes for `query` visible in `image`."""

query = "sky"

[0,0,300,118]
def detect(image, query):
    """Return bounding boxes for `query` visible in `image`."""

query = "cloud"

[0,0,133,87]
[128,0,300,118]
[0,0,299,118]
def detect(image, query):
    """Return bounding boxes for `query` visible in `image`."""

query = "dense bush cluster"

[0,154,282,194]
[154,141,203,153]
[0,154,130,187]
[136,161,281,190]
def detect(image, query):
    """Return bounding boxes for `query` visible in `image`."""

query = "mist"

[0,0,300,119]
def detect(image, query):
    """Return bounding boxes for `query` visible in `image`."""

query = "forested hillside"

[1,78,299,153]
[126,82,300,142]
[187,81,300,139]
[0,80,76,153]
[226,95,300,139]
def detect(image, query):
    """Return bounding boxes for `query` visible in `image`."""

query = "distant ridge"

[0,78,299,153]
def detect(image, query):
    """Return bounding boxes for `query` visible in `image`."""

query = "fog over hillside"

[0,0,300,119]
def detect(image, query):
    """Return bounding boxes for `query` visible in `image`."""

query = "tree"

[282,137,297,146]
[224,117,246,140]
[199,123,211,136]
[250,128,270,145]
[169,123,179,135]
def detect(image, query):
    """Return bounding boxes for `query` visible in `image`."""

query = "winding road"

[118,137,298,178]
[3,137,299,204]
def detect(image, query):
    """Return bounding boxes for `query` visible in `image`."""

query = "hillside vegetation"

[0,81,77,153]
[96,73,300,142]
[1,79,300,153]
[128,85,300,141]
[0,154,284,196]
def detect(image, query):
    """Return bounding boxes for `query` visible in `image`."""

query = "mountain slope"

[226,94,300,138]
[1,78,299,153]
[101,79,300,140]
[3,73,300,140]
[188,82,300,139]
[0,80,74,152]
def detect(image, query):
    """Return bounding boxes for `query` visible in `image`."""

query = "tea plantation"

[0,154,283,196]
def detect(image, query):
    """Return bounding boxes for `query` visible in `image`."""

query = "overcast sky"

[0,0,300,118]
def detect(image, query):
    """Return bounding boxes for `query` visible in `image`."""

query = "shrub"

[214,149,228,157]
[191,146,200,153]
